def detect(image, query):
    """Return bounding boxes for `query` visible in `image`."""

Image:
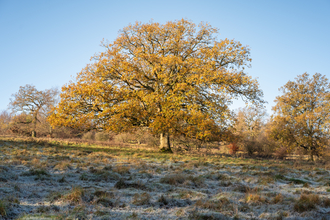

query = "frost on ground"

[0,137,330,220]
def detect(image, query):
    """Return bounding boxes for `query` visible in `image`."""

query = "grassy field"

[0,136,330,219]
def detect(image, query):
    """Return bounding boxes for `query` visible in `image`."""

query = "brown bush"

[114,132,137,144]
[51,126,81,139]
[241,140,258,156]
[274,147,288,159]
[82,131,95,140]
[95,132,112,142]
[227,142,239,155]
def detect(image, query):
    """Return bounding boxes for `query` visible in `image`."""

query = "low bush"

[114,132,137,144]
[274,147,288,159]
[95,132,111,142]
[82,131,95,140]
[227,142,239,155]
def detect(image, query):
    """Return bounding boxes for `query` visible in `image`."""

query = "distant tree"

[235,106,266,139]
[9,84,59,137]
[233,106,267,155]
[0,110,12,134]
[49,19,264,152]
[270,73,330,161]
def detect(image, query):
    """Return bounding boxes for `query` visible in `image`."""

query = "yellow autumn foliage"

[49,19,263,150]
[270,73,330,161]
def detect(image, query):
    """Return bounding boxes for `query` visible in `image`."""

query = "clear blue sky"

[1,0,329,114]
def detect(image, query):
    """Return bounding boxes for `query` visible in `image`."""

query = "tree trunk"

[31,113,37,138]
[159,133,172,153]
[49,124,53,138]
[310,148,314,161]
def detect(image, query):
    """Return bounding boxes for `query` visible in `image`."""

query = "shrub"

[274,147,288,159]
[240,140,258,156]
[52,126,81,139]
[114,132,136,143]
[95,132,110,142]
[143,133,159,148]
[227,142,239,155]
[82,131,95,140]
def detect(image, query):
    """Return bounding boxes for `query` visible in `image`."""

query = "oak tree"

[9,84,59,137]
[49,19,263,152]
[270,73,330,161]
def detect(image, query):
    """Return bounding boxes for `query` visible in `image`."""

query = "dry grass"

[258,176,275,185]
[293,193,320,212]
[245,193,267,204]
[54,161,71,170]
[157,194,168,205]
[132,192,151,206]
[22,168,49,177]
[160,174,187,185]
[195,197,230,211]
[0,200,8,217]
[1,135,330,219]
[272,193,283,204]
[64,187,85,205]
[323,197,330,207]
[112,165,130,175]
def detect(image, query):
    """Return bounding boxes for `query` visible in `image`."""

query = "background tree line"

[1,20,329,161]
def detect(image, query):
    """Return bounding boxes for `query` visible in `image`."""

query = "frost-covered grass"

[0,136,330,219]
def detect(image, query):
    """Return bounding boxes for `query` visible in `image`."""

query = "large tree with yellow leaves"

[270,73,330,161]
[49,19,263,152]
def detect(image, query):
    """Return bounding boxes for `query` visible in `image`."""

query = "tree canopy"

[270,73,330,161]
[49,19,264,151]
